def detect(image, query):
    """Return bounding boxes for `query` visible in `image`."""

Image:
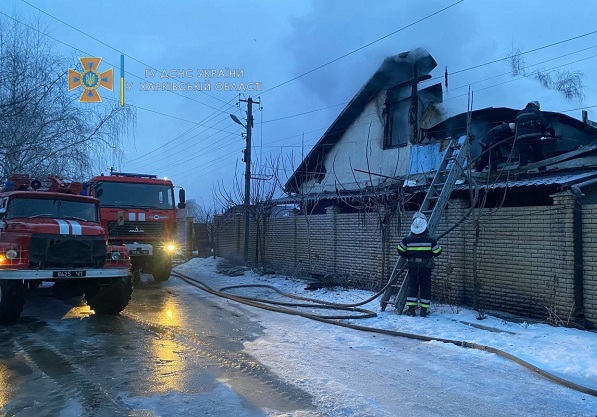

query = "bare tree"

[186,198,225,259]
[0,16,135,182]
[462,88,488,319]
[337,124,412,288]
[215,156,281,270]
[503,43,585,102]
[504,43,526,77]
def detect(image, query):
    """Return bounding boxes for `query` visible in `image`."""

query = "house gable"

[285,49,441,194]
[299,90,410,195]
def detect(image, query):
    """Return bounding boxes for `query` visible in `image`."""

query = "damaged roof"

[423,107,597,140]
[284,48,439,194]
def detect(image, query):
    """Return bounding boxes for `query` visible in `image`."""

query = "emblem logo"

[68,57,113,103]
[128,226,145,233]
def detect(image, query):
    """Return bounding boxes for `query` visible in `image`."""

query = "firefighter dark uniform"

[475,122,515,172]
[515,101,554,169]
[397,213,442,317]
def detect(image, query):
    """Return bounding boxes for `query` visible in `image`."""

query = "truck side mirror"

[178,189,186,209]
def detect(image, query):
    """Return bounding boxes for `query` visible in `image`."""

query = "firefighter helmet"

[529,101,540,109]
[412,211,427,221]
[411,217,428,234]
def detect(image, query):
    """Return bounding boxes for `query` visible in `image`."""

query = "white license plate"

[52,270,86,278]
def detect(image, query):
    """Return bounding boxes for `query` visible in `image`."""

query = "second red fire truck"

[85,171,185,283]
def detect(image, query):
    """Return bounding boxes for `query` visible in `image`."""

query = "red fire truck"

[0,174,132,325]
[85,171,185,283]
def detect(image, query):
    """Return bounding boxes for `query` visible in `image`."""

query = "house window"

[384,99,411,148]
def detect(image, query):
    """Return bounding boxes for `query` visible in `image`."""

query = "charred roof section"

[423,107,597,142]
[285,48,439,194]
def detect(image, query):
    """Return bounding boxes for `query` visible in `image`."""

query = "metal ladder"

[380,135,471,312]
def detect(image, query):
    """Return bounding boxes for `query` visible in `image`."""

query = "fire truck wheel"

[0,280,26,325]
[152,258,172,282]
[85,277,133,315]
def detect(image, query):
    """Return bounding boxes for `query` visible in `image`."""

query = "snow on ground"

[174,257,597,416]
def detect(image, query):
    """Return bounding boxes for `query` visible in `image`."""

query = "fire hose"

[172,269,597,398]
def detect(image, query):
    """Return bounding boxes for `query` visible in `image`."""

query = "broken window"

[384,82,442,148]
[384,98,411,148]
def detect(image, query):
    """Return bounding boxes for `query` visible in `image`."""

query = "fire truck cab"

[0,174,133,325]
[85,171,185,283]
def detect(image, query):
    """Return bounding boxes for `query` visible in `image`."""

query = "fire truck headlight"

[166,243,176,252]
[110,251,122,261]
[0,254,5,264]
[5,249,18,260]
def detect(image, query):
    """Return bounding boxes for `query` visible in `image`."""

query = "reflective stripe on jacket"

[397,229,442,260]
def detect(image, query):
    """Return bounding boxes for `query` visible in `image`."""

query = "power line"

[154,140,241,179]
[445,44,597,94]
[13,2,283,168]
[254,45,597,149]
[7,5,597,181]
[125,98,246,169]
[189,97,597,178]
[254,39,597,128]
[152,100,256,178]
[256,102,348,124]
[260,0,464,94]
[99,96,238,136]
[444,52,597,103]
[0,10,231,114]
[133,105,235,132]
[140,51,597,175]
[560,104,597,113]
[432,28,597,82]
[19,0,230,106]
[127,121,240,171]
[124,98,239,165]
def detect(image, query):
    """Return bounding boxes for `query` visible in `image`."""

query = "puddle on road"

[0,280,319,417]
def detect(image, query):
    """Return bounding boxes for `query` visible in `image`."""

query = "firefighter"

[475,122,515,172]
[397,212,442,317]
[515,101,555,170]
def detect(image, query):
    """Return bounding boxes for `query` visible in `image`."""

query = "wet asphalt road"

[0,276,317,417]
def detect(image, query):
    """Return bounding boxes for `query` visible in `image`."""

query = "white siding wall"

[301,90,412,194]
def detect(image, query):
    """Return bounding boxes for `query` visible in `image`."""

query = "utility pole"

[238,96,259,265]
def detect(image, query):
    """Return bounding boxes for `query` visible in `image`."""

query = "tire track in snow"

[12,333,132,417]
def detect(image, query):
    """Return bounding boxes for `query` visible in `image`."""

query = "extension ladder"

[380,135,471,313]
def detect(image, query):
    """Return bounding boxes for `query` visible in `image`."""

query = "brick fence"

[214,193,596,326]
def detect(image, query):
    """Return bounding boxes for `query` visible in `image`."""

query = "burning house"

[216,49,597,327]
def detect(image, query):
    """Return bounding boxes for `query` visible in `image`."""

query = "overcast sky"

[3,0,597,208]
